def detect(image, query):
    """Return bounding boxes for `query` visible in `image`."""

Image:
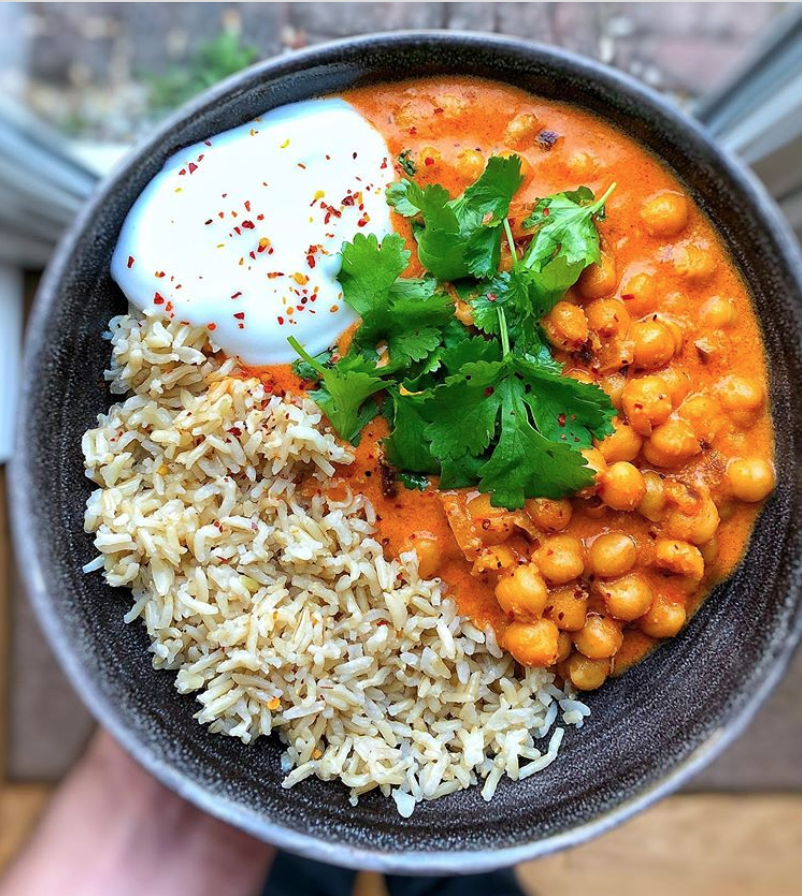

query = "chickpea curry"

[250,78,775,693]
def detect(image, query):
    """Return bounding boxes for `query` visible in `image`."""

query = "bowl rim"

[10,29,802,873]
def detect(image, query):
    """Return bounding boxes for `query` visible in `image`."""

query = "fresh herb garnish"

[398,149,417,177]
[291,155,616,507]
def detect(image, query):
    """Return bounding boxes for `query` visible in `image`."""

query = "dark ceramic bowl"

[11,32,802,873]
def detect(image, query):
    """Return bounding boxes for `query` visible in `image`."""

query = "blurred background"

[1,3,801,893]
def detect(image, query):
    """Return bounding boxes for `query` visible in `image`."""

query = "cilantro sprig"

[291,154,616,507]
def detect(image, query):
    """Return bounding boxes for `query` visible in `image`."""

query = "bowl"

[11,32,802,873]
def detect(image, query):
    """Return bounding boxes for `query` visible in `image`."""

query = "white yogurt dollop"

[111,98,393,364]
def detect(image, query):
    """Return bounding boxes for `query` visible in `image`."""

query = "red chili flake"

[153,293,165,305]
[558,413,567,427]
[249,251,256,260]
[256,213,264,221]
[241,220,255,229]
[231,291,243,299]
[357,217,368,227]
[233,226,241,235]
[178,168,186,176]
[380,158,388,169]
[218,211,225,218]
[325,154,331,161]
[165,301,174,313]
[307,255,316,268]
[207,323,217,331]
[238,323,245,329]
[228,426,242,436]
[277,316,285,325]
[233,312,245,320]
[126,255,135,268]
[197,154,204,162]
[297,162,307,169]
[204,218,213,226]
[434,107,444,114]
[620,293,635,301]
[267,272,284,279]
[342,195,355,207]
[204,140,212,147]
[424,156,435,166]
[310,294,317,302]
[486,292,498,302]
[409,127,417,135]
[244,200,251,212]
[543,208,550,217]
[484,387,494,397]
[188,162,198,174]
[155,271,165,278]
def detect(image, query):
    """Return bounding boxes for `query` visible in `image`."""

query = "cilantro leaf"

[383,390,439,474]
[522,183,615,273]
[477,377,596,507]
[398,149,417,177]
[386,179,420,217]
[422,361,502,458]
[339,233,449,365]
[387,155,524,281]
[398,471,430,491]
[514,355,616,448]
[288,338,384,444]
[291,347,333,381]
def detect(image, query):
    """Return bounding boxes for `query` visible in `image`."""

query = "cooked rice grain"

[82,310,588,814]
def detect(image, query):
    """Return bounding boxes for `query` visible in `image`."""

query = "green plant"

[147,31,259,113]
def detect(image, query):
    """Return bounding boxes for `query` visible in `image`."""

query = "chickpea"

[700,296,737,329]
[678,393,724,444]
[525,498,572,532]
[417,146,442,169]
[631,318,677,370]
[601,372,627,410]
[466,493,518,546]
[727,458,776,503]
[542,301,589,352]
[640,191,689,237]
[473,544,517,578]
[544,585,589,632]
[699,536,719,565]
[639,599,687,639]
[495,563,549,620]
[535,534,585,585]
[622,376,673,437]
[566,653,610,691]
[573,614,624,660]
[673,243,717,282]
[599,462,646,512]
[504,112,540,149]
[556,630,573,663]
[658,368,692,406]
[455,148,485,182]
[433,93,465,118]
[620,270,657,315]
[643,418,701,468]
[664,496,719,545]
[588,532,638,578]
[504,619,560,667]
[716,375,765,427]
[586,298,631,338]
[578,252,618,300]
[567,151,597,179]
[399,532,442,578]
[597,418,643,463]
[654,539,705,581]
[637,470,666,522]
[598,573,653,621]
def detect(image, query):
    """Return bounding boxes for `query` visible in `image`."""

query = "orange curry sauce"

[243,78,774,683]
